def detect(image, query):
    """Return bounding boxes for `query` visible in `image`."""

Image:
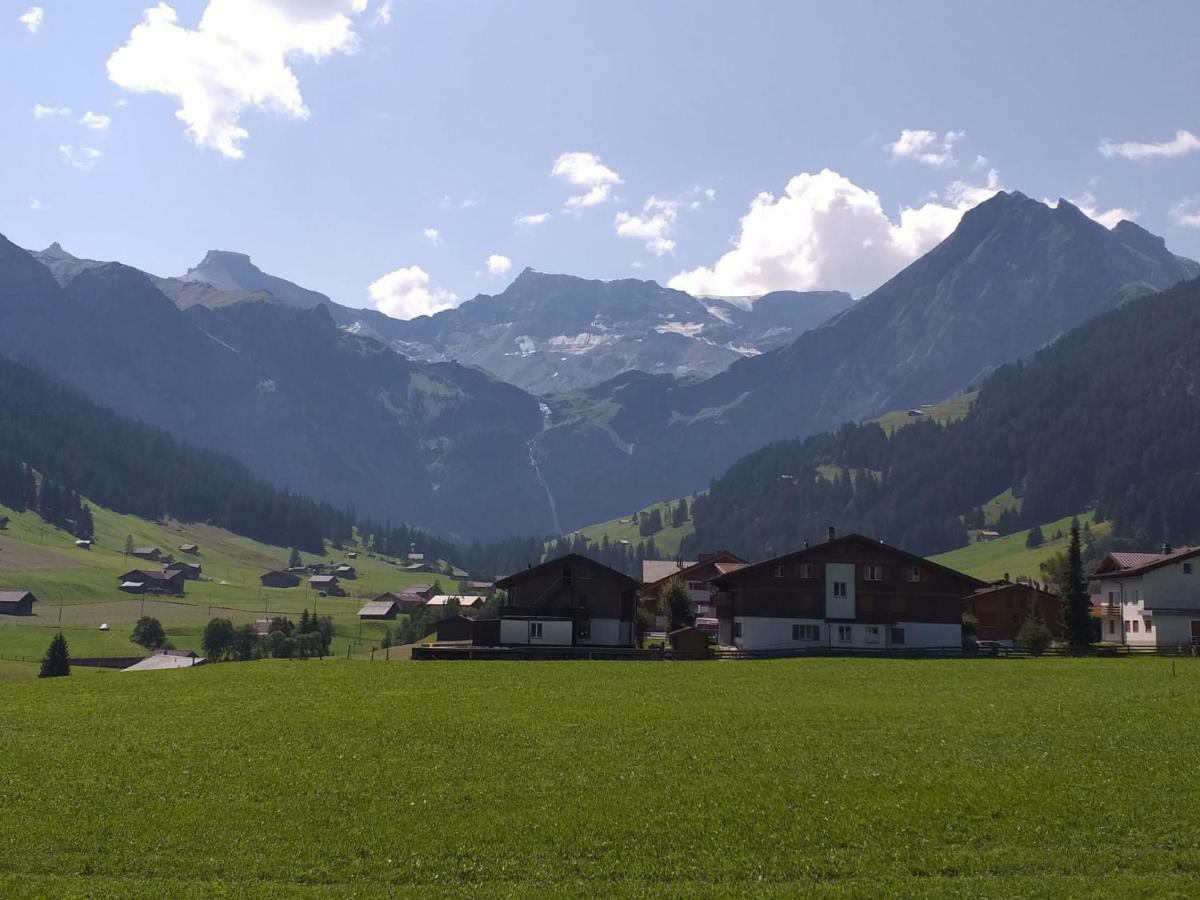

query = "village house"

[309,574,344,596]
[117,569,185,596]
[260,570,301,589]
[358,598,400,620]
[1090,545,1200,650]
[494,553,639,647]
[129,546,161,562]
[178,543,199,555]
[963,578,1063,643]
[407,583,437,599]
[165,560,202,581]
[334,564,358,580]
[642,551,747,624]
[711,530,986,652]
[372,591,426,613]
[425,594,486,609]
[0,590,37,616]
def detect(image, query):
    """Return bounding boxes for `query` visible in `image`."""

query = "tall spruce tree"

[1062,518,1093,648]
[39,631,71,678]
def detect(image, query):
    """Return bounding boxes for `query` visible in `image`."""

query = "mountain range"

[5,190,1197,540]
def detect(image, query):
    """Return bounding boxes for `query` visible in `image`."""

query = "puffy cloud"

[18,6,43,34]
[668,168,1002,298]
[423,227,443,246]
[886,128,964,168]
[1099,130,1200,161]
[1049,192,1138,229]
[107,1,369,159]
[33,104,70,119]
[78,111,112,130]
[29,197,43,211]
[373,0,393,25]
[59,145,103,170]
[1171,197,1200,228]
[515,211,550,226]
[368,265,457,319]
[615,197,679,256]
[486,254,513,276]
[551,151,622,210]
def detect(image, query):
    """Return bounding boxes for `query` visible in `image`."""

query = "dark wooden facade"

[964,581,1063,642]
[118,569,185,596]
[260,570,301,589]
[0,590,37,616]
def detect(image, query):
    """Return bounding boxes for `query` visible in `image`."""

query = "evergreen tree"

[288,547,302,568]
[298,609,312,634]
[1025,524,1045,548]
[75,505,95,540]
[123,534,134,558]
[1062,518,1093,649]
[39,631,71,678]
[660,578,695,632]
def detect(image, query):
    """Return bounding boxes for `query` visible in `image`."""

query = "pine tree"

[39,631,71,678]
[661,578,695,632]
[1025,524,1045,548]
[298,609,311,634]
[75,505,95,540]
[1062,518,1093,649]
[123,534,134,558]
[288,547,302,568]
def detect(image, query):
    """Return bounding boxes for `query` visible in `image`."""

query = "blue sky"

[3,0,1199,316]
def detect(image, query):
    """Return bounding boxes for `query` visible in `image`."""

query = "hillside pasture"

[1,657,1197,896]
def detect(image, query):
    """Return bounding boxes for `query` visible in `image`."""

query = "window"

[890,627,906,645]
[837,625,852,643]
[773,565,785,578]
[906,566,921,582]
[792,624,819,641]
[733,621,742,639]
[864,565,883,581]
[529,622,543,639]
[1123,620,1131,632]
[1108,619,1115,635]
[1108,591,1116,604]
[1185,563,1193,575]
[800,563,815,579]
[1132,620,1140,633]
[865,626,880,644]
[687,581,705,591]
[832,581,847,598]
[1144,618,1153,633]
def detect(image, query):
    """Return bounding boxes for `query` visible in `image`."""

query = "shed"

[358,599,400,620]
[434,614,477,643]
[374,591,426,613]
[130,547,161,561]
[426,594,485,609]
[118,569,185,595]
[75,539,93,549]
[407,583,436,599]
[179,543,199,555]
[260,570,301,589]
[0,590,37,616]
[0,515,9,530]
[309,575,344,595]
[334,564,358,579]
[165,560,202,580]
[668,626,711,656]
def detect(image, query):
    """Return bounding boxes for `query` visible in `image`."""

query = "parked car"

[976,640,1009,657]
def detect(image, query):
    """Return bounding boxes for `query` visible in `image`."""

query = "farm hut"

[165,560,202,580]
[309,575,344,596]
[450,566,469,580]
[118,569,185,596]
[347,551,358,559]
[130,547,162,561]
[260,570,301,589]
[668,626,711,657]
[358,599,400,620]
[407,583,436,599]
[0,590,37,616]
[373,591,425,613]
[425,594,486,609]
[334,564,358,579]
[75,539,93,549]
[434,614,478,643]
[179,543,199,555]
[0,515,9,530]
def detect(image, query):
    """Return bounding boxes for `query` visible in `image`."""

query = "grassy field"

[0,501,457,662]
[933,511,1110,582]
[873,391,977,435]
[569,495,699,559]
[1,657,1198,896]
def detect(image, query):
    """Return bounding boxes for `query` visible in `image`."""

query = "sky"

[3,0,1199,317]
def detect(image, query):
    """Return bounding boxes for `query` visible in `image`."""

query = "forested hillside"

[684,276,1200,560]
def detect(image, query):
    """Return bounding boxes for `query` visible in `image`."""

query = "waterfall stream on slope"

[529,403,563,535]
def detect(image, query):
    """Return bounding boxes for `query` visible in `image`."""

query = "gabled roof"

[712,533,987,590]
[358,600,398,616]
[645,552,748,589]
[642,560,696,584]
[0,590,35,604]
[969,581,1057,600]
[309,574,339,584]
[497,553,640,591]
[426,594,485,607]
[1093,546,1200,578]
[118,569,181,583]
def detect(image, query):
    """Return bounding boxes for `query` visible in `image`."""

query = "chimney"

[827,526,835,543]
[1162,541,1172,555]
[802,540,809,550]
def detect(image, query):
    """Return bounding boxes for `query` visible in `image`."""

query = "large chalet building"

[1090,545,1200,650]
[642,551,747,624]
[494,553,639,647]
[710,531,986,651]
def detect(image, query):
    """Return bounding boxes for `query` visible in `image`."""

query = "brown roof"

[0,590,35,604]
[642,560,695,584]
[309,575,339,584]
[358,600,398,616]
[1093,546,1200,578]
[496,553,640,591]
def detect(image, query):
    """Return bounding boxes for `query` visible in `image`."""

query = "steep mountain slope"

[682,274,1200,561]
[531,192,1200,530]
[0,235,549,540]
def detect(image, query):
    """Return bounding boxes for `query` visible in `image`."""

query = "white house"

[1091,546,1200,650]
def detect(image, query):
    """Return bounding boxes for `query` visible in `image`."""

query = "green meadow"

[1,657,1197,897]
[933,511,1110,583]
[0,501,452,661]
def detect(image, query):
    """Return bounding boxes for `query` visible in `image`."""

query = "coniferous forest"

[684,277,1200,561]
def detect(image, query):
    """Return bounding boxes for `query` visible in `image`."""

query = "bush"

[1017,610,1053,656]
[131,616,167,649]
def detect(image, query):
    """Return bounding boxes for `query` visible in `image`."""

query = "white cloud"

[18,6,43,34]
[29,197,43,211]
[107,1,369,159]
[33,104,71,119]
[59,145,103,171]
[373,0,393,26]
[368,265,457,319]
[668,168,1002,298]
[615,196,679,256]
[551,151,622,210]
[1099,130,1200,162]
[486,254,513,276]
[1171,197,1200,229]
[114,98,129,108]
[887,128,964,168]
[423,227,443,246]
[1048,192,1138,229]
[78,111,112,130]
[515,212,550,226]
[705,187,717,201]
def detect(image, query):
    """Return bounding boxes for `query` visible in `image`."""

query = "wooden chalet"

[493,553,639,647]
[964,579,1062,643]
[334,564,358,580]
[165,560,202,580]
[178,543,199,555]
[373,591,426,613]
[711,530,986,652]
[309,575,344,596]
[358,598,400,620]
[260,570,302,589]
[0,590,37,616]
[407,583,436,599]
[130,547,161,561]
[642,551,747,620]
[117,569,185,596]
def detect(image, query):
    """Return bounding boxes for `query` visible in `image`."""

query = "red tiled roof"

[1095,546,1200,578]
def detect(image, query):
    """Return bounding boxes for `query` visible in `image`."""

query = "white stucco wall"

[500,618,573,645]
[1152,613,1197,648]
[734,617,825,651]
[897,621,961,649]
[825,563,855,619]
[576,618,622,646]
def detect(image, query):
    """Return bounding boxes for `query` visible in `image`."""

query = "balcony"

[1090,603,1121,618]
